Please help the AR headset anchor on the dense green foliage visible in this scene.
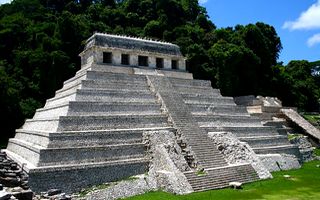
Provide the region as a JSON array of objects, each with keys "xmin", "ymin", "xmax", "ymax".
[
  {"xmin": 123, "ymin": 160, "xmax": 320, "ymax": 200},
  {"xmin": 272, "ymin": 60, "xmax": 320, "ymax": 111},
  {"xmin": 0, "ymin": 0, "xmax": 319, "ymax": 144}
]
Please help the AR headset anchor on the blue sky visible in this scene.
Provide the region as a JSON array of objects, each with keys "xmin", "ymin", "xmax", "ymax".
[
  {"xmin": 200, "ymin": 0, "xmax": 320, "ymax": 64},
  {"xmin": 1, "ymin": 0, "xmax": 319, "ymax": 64}
]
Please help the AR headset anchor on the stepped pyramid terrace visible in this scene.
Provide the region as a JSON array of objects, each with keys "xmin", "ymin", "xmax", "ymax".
[{"xmin": 4, "ymin": 33, "xmax": 305, "ymax": 194}]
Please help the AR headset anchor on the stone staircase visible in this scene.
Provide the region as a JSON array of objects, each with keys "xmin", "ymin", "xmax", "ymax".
[
  {"xmin": 5, "ymin": 67, "xmax": 173, "ymax": 192},
  {"xmin": 184, "ymin": 164, "xmax": 258, "ymax": 192},
  {"xmin": 169, "ymin": 78, "xmax": 300, "ymax": 159},
  {"xmin": 148, "ymin": 76, "xmax": 259, "ymax": 191}
]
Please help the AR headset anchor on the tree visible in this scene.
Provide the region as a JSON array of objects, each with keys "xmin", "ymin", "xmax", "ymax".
[{"xmin": 209, "ymin": 41, "xmax": 260, "ymax": 96}]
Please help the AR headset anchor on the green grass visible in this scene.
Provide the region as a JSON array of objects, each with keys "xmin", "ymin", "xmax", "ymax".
[
  {"xmin": 124, "ymin": 160, "xmax": 320, "ymax": 200},
  {"xmin": 287, "ymin": 133, "xmax": 303, "ymax": 141},
  {"xmin": 303, "ymin": 114, "xmax": 320, "ymax": 125},
  {"xmin": 314, "ymin": 148, "xmax": 320, "ymax": 156}
]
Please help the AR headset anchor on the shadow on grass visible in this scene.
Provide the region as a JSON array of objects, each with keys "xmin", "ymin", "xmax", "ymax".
[{"xmin": 125, "ymin": 160, "xmax": 320, "ymax": 200}]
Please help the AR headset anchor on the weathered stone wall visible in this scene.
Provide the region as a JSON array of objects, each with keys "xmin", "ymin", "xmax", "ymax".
[
  {"xmin": 207, "ymin": 132, "xmax": 272, "ymax": 179},
  {"xmin": 144, "ymin": 130, "xmax": 193, "ymax": 194},
  {"xmin": 290, "ymin": 135, "xmax": 315, "ymax": 162},
  {"xmin": 258, "ymin": 154, "xmax": 301, "ymax": 172}
]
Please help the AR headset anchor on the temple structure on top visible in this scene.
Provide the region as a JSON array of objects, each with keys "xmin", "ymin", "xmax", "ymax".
[{"xmin": 80, "ymin": 33, "xmax": 186, "ymax": 70}]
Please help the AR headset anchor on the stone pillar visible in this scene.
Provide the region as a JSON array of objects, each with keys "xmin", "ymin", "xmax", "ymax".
[
  {"xmin": 148, "ymin": 57, "xmax": 156, "ymax": 68},
  {"xmin": 130, "ymin": 54, "xmax": 138, "ymax": 67},
  {"xmin": 178, "ymin": 59, "xmax": 186, "ymax": 71},
  {"xmin": 113, "ymin": 51, "xmax": 121, "ymax": 65},
  {"xmin": 94, "ymin": 49, "xmax": 103, "ymax": 64},
  {"xmin": 164, "ymin": 58, "xmax": 171, "ymax": 69}
]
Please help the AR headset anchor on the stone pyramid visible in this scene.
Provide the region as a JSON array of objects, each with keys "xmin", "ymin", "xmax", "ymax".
[{"xmin": 4, "ymin": 33, "xmax": 301, "ymax": 193}]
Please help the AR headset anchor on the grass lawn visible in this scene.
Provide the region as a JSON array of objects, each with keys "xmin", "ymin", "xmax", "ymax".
[
  {"xmin": 314, "ymin": 148, "xmax": 320, "ymax": 156},
  {"xmin": 125, "ymin": 160, "xmax": 320, "ymax": 200}
]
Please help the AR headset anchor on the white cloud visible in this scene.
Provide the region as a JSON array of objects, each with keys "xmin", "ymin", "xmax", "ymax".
[
  {"xmin": 0, "ymin": 0, "xmax": 12, "ymax": 5},
  {"xmin": 283, "ymin": 0, "xmax": 320, "ymax": 30},
  {"xmin": 307, "ymin": 33, "xmax": 320, "ymax": 47},
  {"xmin": 199, "ymin": 0, "xmax": 208, "ymax": 4}
]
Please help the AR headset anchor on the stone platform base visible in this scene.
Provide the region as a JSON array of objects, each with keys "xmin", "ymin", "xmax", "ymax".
[{"xmin": 4, "ymin": 150, "xmax": 148, "ymax": 193}]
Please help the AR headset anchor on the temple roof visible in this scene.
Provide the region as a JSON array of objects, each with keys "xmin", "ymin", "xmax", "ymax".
[{"xmin": 85, "ymin": 33, "xmax": 183, "ymax": 56}]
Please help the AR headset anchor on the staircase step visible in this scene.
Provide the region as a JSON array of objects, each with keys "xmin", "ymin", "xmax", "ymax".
[
  {"xmin": 34, "ymin": 103, "xmax": 69, "ymax": 119},
  {"xmin": 7, "ymin": 138, "xmax": 146, "ymax": 166},
  {"xmin": 169, "ymin": 77, "xmax": 212, "ymax": 87},
  {"xmin": 15, "ymin": 127, "xmax": 175, "ymax": 148},
  {"xmin": 194, "ymin": 114, "xmax": 261, "ymax": 123},
  {"xmin": 37, "ymin": 100, "xmax": 162, "ymax": 119},
  {"xmin": 184, "ymin": 164, "xmax": 259, "ymax": 192},
  {"xmin": 82, "ymin": 79, "xmax": 149, "ymax": 91},
  {"xmin": 55, "ymin": 81, "xmax": 83, "ymax": 98},
  {"xmin": 253, "ymin": 144, "xmax": 300, "ymax": 156},
  {"xmin": 184, "ymin": 96, "xmax": 235, "ymax": 105},
  {"xmin": 239, "ymin": 135, "xmax": 291, "ymax": 147},
  {"xmin": 190, "ymin": 104, "xmax": 248, "ymax": 115},
  {"xmin": 58, "ymin": 114, "xmax": 169, "ymax": 131},
  {"xmin": 45, "ymin": 93, "xmax": 76, "ymax": 107},
  {"xmin": 68, "ymin": 101, "xmax": 161, "ymax": 116},
  {"xmin": 22, "ymin": 118, "xmax": 60, "ymax": 132},
  {"xmin": 177, "ymin": 87, "xmax": 222, "ymax": 95},
  {"xmin": 75, "ymin": 89, "xmax": 156, "ymax": 102},
  {"xmin": 203, "ymin": 126, "xmax": 288, "ymax": 137},
  {"xmin": 185, "ymin": 100, "xmax": 235, "ymax": 106},
  {"xmin": 62, "ymin": 70, "xmax": 87, "ymax": 88},
  {"xmin": 263, "ymin": 120, "xmax": 289, "ymax": 128},
  {"xmin": 86, "ymin": 70, "xmax": 147, "ymax": 82}
]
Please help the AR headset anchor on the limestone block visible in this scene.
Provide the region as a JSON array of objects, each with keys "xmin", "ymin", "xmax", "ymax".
[
  {"xmin": 163, "ymin": 58, "xmax": 171, "ymax": 69},
  {"xmin": 130, "ymin": 54, "xmax": 138, "ymax": 66},
  {"xmin": 112, "ymin": 51, "xmax": 121, "ymax": 65},
  {"xmin": 258, "ymin": 154, "xmax": 301, "ymax": 172},
  {"xmin": 94, "ymin": 49, "xmax": 102, "ymax": 64},
  {"xmin": 178, "ymin": 59, "xmax": 186, "ymax": 71},
  {"xmin": 148, "ymin": 57, "xmax": 156, "ymax": 68}
]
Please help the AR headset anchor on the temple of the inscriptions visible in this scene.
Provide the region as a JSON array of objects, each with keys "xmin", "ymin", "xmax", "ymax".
[{"xmin": 4, "ymin": 33, "xmax": 306, "ymax": 193}]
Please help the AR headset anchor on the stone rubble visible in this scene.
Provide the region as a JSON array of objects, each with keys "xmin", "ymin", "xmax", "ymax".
[
  {"xmin": 290, "ymin": 135, "xmax": 315, "ymax": 162},
  {"xmin": 82, "ymin": 176, "xmax": 150, "ymax": 200},
  {"xmin": 208, "ymin": 132, "xmax": 272, "ymax": 179},
  {"xmin": 33, "ymin": 191, "xmax": 72, "ymax": 200},
  {"xmin": 0, "ymin": 150, "xmax": 33, "ymax": 200}
]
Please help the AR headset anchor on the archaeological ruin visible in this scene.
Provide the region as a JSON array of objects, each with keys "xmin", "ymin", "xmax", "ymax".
[{"xmin": 3, "ymin": 33, "xmax": 320, "ymax": 194}]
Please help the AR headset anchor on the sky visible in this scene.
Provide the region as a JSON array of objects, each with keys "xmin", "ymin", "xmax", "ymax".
[
  {"xmin": 0, "ymin": 0, "xmax": 11, "ymax": 5},
  {"xmin": 1, "ymin": 0, "xmax": 319, "ymax": 64},
  {"xmin": 200, "ymin": 0, "xmax": 320, "ymax": 64}
]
